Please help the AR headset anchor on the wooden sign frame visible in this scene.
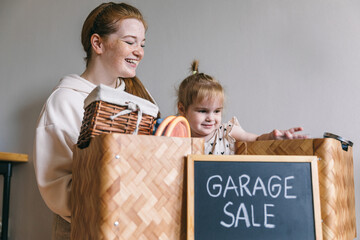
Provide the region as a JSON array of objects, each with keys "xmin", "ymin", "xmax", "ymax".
[{"xmin": 187, "ymin": 154, "xmax": 322, "ymax": 240}]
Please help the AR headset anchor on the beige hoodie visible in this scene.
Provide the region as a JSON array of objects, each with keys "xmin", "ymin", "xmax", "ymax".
[{"xmin": 33, "ymin": 74, "xmax": 96, "ymax": 222}]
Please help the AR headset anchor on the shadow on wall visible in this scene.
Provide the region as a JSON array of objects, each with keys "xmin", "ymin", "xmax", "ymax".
[{"xmin": 7, "ymin": 95, "xmax": 53, "ymax": 239}]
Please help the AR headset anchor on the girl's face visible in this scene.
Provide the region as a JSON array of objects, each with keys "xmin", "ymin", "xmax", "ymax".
[
  {"xmin": 101, "ymin": 18, "xmax": 145, "ymax": 78},
  {"xmin": 183, "ymin": 97, "xmax": 223, "ymax": 141}
]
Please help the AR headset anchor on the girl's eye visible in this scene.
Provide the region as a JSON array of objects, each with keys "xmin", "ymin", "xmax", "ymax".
[
  {"xmin": 198, "ymin": 110, "xmax": 206, "ymax": 113},
  {"xmin": 141, "ymin": 44, "xmax": 145, "ymax": 48},
  {"xmin": 215, "ymin": 110, "xmax": 221, "ymax": 113}
]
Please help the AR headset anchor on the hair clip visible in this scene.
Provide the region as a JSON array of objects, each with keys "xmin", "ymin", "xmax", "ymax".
[{"xmin": 192, "ymin": 70, "xmax": 197, "ymax": 75}]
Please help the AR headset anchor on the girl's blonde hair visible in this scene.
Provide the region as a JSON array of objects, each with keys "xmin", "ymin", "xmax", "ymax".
[{"xmin": 177, "ymin": 60, "xmax": 224, "ymax": 112}]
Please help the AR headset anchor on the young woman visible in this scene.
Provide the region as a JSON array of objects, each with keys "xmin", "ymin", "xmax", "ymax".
[
  {"xmin": 33, "ymin": 2, "xmax": 155, "ymax": 239},
  {"xmin": 177, "ymin": 60, "xmax": 307, "ymax": 155}
]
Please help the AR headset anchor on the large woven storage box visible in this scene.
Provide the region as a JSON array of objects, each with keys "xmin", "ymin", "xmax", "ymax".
[
  {"xmin": 235, "ymin": 138, "xmax": 356, "ymax": 240},
  {"xmin": 71, "ymin": 134, "xmax": 204, "ymax": 239}
]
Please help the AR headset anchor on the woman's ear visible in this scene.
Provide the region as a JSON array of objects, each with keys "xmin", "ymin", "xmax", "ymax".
[
  {"xmin": 178, "ymin": 102, "xmax": 185, "ymax": 116},
  {"xmin": 90, "ymin": 33, "xmax": 104, "ymax": 55}
]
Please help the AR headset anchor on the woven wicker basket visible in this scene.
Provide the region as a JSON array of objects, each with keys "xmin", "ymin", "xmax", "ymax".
[
  {"xmin": 77, "ymin": 84, "xmax": 159, "ymax": 148},
  {"xmin": 235, "ymin": 138, "xmax": 356, "ymax": 240},
  {"xmin": 77, "ymin": 101, "xmax": 156, "ymax": 148},
  {"xmin": 71, "ymin": 134, "xmax": 204, "ymax": 239}
]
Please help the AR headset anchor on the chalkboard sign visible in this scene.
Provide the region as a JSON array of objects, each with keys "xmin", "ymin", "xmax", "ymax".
[{"xmin": 187, "ymin": 155, "xmax": 322, "ymax": 240}]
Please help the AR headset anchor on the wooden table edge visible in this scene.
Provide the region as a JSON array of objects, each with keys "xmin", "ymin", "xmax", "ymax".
[{"xmin": 0, "ymin": 152, "xmax": 28, "ymax": 162}]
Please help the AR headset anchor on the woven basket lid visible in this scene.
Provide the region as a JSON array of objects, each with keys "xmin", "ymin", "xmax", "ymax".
[{"xmin": 84, "ymin": 83, "xmax": 159, "ymax": 118}]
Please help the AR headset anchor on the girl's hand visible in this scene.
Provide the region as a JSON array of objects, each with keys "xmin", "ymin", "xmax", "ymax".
[{"xmin": 270, "ymin": 127, "xmax": 308, "ymax": 140}]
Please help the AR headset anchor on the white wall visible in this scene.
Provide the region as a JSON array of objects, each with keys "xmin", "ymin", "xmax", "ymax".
[{"xmin": 1, "ymin": 0, "xmax": 359, "ymax": 239}]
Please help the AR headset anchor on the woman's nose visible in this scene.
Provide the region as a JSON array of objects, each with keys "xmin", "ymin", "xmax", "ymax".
[{"xmin": 133, "ymin": 45, "xmax": 144, "ymax": 59}]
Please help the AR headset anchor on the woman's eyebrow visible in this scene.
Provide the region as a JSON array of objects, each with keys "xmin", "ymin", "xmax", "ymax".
[{"xmin": 123, "ymin": 35, "xmax": 146, "ymax": 41}]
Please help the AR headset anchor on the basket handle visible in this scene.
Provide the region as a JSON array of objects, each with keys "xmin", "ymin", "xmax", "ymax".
[{"xmin": 109, "ymin": 101, "xmax": 142, "ymax": 134}]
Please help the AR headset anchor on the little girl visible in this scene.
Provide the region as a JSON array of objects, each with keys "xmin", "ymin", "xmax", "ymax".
[{"xmin": 177, "ymin": 60, "xmax": 308, "ymax": 155}]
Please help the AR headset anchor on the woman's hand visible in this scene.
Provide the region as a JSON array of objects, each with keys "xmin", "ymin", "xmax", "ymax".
[{"xmin": 270, "ymin": 127, "xmax": 308, "ymax": 140}]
